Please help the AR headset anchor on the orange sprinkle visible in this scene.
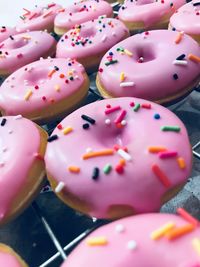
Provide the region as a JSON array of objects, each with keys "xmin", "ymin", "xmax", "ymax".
[
  {"xmin": 177, "ymin": 208, "xmax": 199, "ymax": 226},
  {"xmin": 68, "ymin": 166, "xmax": 80, "ymax": 173},
  {"xmin": 177, "ymin": 157, "xmax": 186, "ymax": 169},
  {"xmin": 175, "ymin": 32, "xmax": 184, "ymax": 44},
  {"xmin": 188, "ymin": 53, "xmax": 200, "ymax": 63},
  {"xmin": 152, "ymin": 164, "xmax": 171, "ymax": 188},
  {"xmin": 86, "ymin": 237, "xmax": 108, "ymax": 246},
  {"xmin": 48, "ymin": 69, "xmax": 56, "ymax": 78},
  {"xmin": 82, "ymin": 149, "xmax": 114, "ymax": 160},
  {"xmin": 119, "ymin": 159, "xmax": 126, "ymax": 166},
  {"xmin": 165, "ymin": 224, "xmax": 195, "ymax": 240},
  {"xmin": 54, "ymin": 85, "xmax": 61, "ymax": 92},
  {"xmin": 148, "ymin": 146, "xmax": 167, "ymax": 153},
  {"xmin": 60, "ymin": 73, "xmax": 65, "ymax": 78},
  {"xmin": 150, "ymin": 222, "xmax": 175, "ymax": 240}
]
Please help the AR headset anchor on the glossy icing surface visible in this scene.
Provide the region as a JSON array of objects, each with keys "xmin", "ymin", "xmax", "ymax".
[
  {"xmin": 170, "ymin": 2, "xmax": 200, "ymax": 35},
  {"xmin": 16, "ymin": 3, "xmax": 62, "ymax": 32},
  {"xmin": 0, "ymin": 58, "xmax": 87, "ymax": 117},
  {"xmin": 97, "ymin": 30, "xmax": 200, "ymax": 101},
  {"xmin": 45, "ymin": 97, "xmax": 192, "ymax": 218},
  {"xmin": 61, "ymin": 213, "xmax": 200, "ymax": 267},
  {"xmin": 0, "ymin": 116, "xmax": 40, "ymax": 222},
  {"xmin": 0, "ymin": 250, "xmax": 22, "ymax": 267},
  {"xmin": 0, "ymin": 27, "xmax": 17, "ymax": 43},
  {"xmin": 118, "ymin": 0, "xmax": 186, "ymax": 28},
  {"xmin": 56, "ymin": 18, "xmax": 129, "ymax": 60},
  {"xmin": 54, "ymin": 0, "xmax": 113, "ymax": 31}
]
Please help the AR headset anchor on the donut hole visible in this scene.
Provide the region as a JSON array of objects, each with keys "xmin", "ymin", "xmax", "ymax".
[
  {"xmin": 79, "ymin": 25, "xmax": 96, "ymax": 38},
  {"xmin": 24, "ymin": 68, "xmax": 50, "ymax": 86},
  {"xmin": 6, "ymin": 38, "xmax": 29, "ymax": 50},
  {"xmin": 135, "ymin": 44, "xmax": 156, "ymax": 63}
]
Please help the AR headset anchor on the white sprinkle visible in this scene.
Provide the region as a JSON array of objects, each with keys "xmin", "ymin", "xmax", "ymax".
[
  {"xmin": 117, "ymin": 149, "xmax": 132, "ymax": 161},
  {"xmin": 40, "ymin": 57, "xmax": 44, "ymax": 60},
  {"xmin": 44, "ymin": 29, "xmax": 48, "ymax": 32},
  {"xmin": 55, "ymin": 182, "xmax": 65, "ymax": 193},
  {"xmin": 173, "ymin": 60, "xmax": 188, "ymax": 66},
  {"xmin": 127, "ymin": 240, "xmax": 137, "ymax": 250},
  {"xmin": 86, "ymin": 147, "xmax": 93, "ymax": 153},
  {"xmin": 120, "ymin": 82, "xmax": 135, "ymax": 87},
  {"xmin": 115, "ymin": 224, "xmax": 125, "ymax": 233},
  {"xmin": 139, "ymin": 57, "xmax": 144, "ymax": 62},
  {"xmin": 15, "ymin": 115, "xmax": 22, "ymax": 120},
  {"xmin": 47, "ymin": 56, "xmax": 52, "ymax": 59},
  {"xmin": 121, "ymin": 120, "xmax": 127, "ymax": 126},
  {"xmin": 101, "ymin": 35, "xmax": 107, "ymax": 42},
  {"xmin": 75, "ymin": 75, "xmax": 79, "ymax": 80},
  {"xmin": 105, "ymin": 119, "xmax": 111, "ymax": 125}
]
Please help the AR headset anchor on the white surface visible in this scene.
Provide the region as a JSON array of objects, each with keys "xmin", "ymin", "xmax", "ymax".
[{"xmin": 0, "ymin": 0, "xmax": 74, "ymax": 26}]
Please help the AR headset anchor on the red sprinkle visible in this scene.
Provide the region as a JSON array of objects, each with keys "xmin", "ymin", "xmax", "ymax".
[
  {"xmin": 105, "ymin": 105, "xmax": 121, "ymax": 115},
  {"xmin": 142, "ymin": 103, "xmax": 151, "ymax": 109},
  {"xmin": 115, "ymin": 164, "xmax": 124, "ymax": 174},
  {"xmin": 152, "ymin": 164, "xmax": 171, "ymax": 188},
  {"xmin": 57, "ymin": 124, "xmax": 63, "ymax": 130},
  {"xmin": 98, "ymin": 68, "xmax": 103, "ymax": 73},
  {"xmin": 177, "ymin": 208, "xmax": 199, "ymax": 226},
  {"xmin": 130, "ymin": 102, "xmax": 135, "ymax": 107}
]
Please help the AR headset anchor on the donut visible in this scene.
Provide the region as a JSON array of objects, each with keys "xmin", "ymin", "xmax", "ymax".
[
  {"xmin": 169, "ymin": 1, "xmax": 200, "ymax": 44},
  {"xmin": 118, "ymin": 0, "xmax": 186, "ymax": 32},
  {"xmin": 96, "ymin": 29, "xmax": 200, "ymax": 104},
  {"xmin": 61, "ymin": 213, "xmax": 200, "ymax": 267},
  {"xmin": 0, "ymin": 58, "xmax": 90, "ymax": 124},
  {"xmin": 0, "ymin": 244, "xmax": 28, "ymax": 267},
  {"xmin": 0, "ymin": 116, "xmax": 47, "ymax": 225},
  {"xmin": 15, "ymin": 3, "xmax": 62, "ymax": 33},
  {"xmin": 0, "ymin": 26, "xmax": 17, "ymax": 43},
  {"xmin": 56, "ymin": 18, "xmax": 129, "ymax": 72},
  {"xmin": 0, "ymin": 31, "xmax": 56, "ymax": 76},
  {"xmin": 45, "ymin": 97, "xmax": 192, "ymax": 219},
  {"xmin": 54, "ymin": 0, "xmax": 113, "ymax": 36}
]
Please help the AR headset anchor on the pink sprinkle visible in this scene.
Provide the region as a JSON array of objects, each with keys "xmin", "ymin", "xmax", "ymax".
[
  {"xmin": 114, "ymin": 110, "xmax": 127, "ymax": 124},
  {"xmin": 130, "ymin": 102, "xmax": 135, "ymax": 107},
  {"xmin": 159, "ymin": 151, "xmax": 178, "ymax": 159},
  {"xmin": 17, "ymin": 53, "xmax": 23, "ymax": 58},
  {"xmin": 105, "ymin": 106, "xmax": 121, "ymax": 115}
]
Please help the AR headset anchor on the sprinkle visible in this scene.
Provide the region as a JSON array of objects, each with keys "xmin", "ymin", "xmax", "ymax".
[
  {"xmin": 117, "ymin": 149, "xmax": 132, "ymax": 161},
  {"xmin": 1, "ymin": 118, "xmax": 6, "ymax": 126},
  {"xmin": 86, "ymin": 147, "xmax": 93, "ymax": 153},
  {"xmin": 159, "ymin": 151, "xmax": 178, "ymax": 159},
  {"xmin": 124, "ymin": 49, "xmax": 133, "ymax": 57},
  {"xmin": 47, "ymin": 135, "xmax": 58, "ymax": 142},
  {"xmin": 173, "ymin": 73, "xmax": 179, "ymax": 80},
  {"xmin": 105, "ymin": 105, "xmax": 121, "ymax": 115},
  {"xmin": 133, "ymin": 103, "xmax": 140, "ymax": 112},
  {"xmin": 22, "ymin": 35, "xmax": 32, "ymax": 40},
  {"xmin": 48, "ymin": 69, "xmax": 56, "ymax": 78},
  {"xmin": 188, "ymin": 54, "xmax": 200, "ymax": 63},
  {"xmin": 105, "ymin": 119, "xmax": 111, "ymax": 125},
  {"xmin": 87, "ymin": 237, "xmax": 108, "ymax": 246},
  {"xmin": 127, "ymin": 240, "xmax": 137, "ymax": 250},
  {"xmin": 177, "ymin": 157, "xmax": 186, "ymax": 169},
  {"xmin": 141, "ymin": 103, "xmax": 151, "ymax": 109},
  {"xmin": 120, "ymin": 72, "xmax": 125, "ymax": 82},
  {"xmin": 114, "ymin": 110, "xmax": 127, "ymax": 124},
  {"xmin": 83, "ymin": 149, "xmax": 114, "ymax": 160},
  {"xmin": 103, "ymin": 164, "xmax": 112, "ymax": 174},
  {"xmin": 68, "ymin": 166, "xmax": 80, "ymax": 173},
  {"xmin": 152, "ymin": 164, "xmax": 171, "ymax": 188},
  {"xmin": 193, "ymin": 2, "xmax": 200, "ymax": 5},
  {"xmin": 35, "ymin": 153, "xmax": 44, "ymax": 160},
  {"xmin": 175, "ymin": 32, "xmax": 184, "ymax": 44},
  {"xmin": 121, "ymin": 120, "xmax": 127, "ymax": 126},
  {"xmin": 115, "ymin": 164, "xmax": 124, "ymax": 174},
  {"xmin": 148, "ymin": 147, "xmax": 167, "ymax": 153},
  {"xmin": 81, "ymin": 114, "xmax": 96, "ymax": 125},
  {"xmin": 177, "ymin": 208, "xmax": 199, "ymax": 226},
  {"xmin": 161, "ymin": 126, "xmax": 180, "ymax": 132},
  {"xmin": 24, "ymin": 89, "xmax": 33, "ymax": 101},
  {"xmin": 192, "ymin": 238, "xmax": 200, "ymax": 256},
  {"xmin": 105, "ymin": 60, "xmax": 118, "ymax": 66},
  {"xmin": 120, "ymin": 82, "xmax": 135, "ymax": 87},
  {"xmin": 9, "ymin": 35, "xmax": 14, "ymax": 40},
  {"xmin": 176, "ymin": 54, "xmax": 185, "ymax": 60},
  {"xmin": 83, "ymin": 123, "xmax": 90, "ymax": 129},
  {"xmin": 150, "ymin": 222, "xmax": 175, "ymax": 240},
  {"xmin": 165, "ymin": 224, "xmax": 195, "ymax": 240},
  {"xmin": 14, "ymin": 115, "xmax": 22, "ymax": 120},
  {"xmin": 54, "ymin": 85, "xmax": 61, "ymax": 92},
  {"xmin": 92, "ymin": 167, "xmax": 100, "ymax": 180},
  {"xmin": 55, "ymin": 182, "xmax": 65, "ymax": 193},
  {"xmin": 154, "ymin": 113, "xmax": 160, "ymax": 119},
  {"xmin": 173, "ymin": 60, "xmax": 188, "ymax": 66},
  {"xmin": 62, "ymin": 127, "xmax": 73, "ymax": 135},
  {"xmin": 43, "ymin": 10, "xmax": 53, "ymax": 18},
  {"xmin": 29, "ymin": 12, "xmax": 38, "ymax": 20},
  {"xmin": 115, "ymin": 224, "xmax": 125, "ymax": 233}
]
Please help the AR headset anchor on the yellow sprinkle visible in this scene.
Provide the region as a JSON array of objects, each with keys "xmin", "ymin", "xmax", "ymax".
[
  {"xmin": 68, "ymin": 166, "xmax": 80, "ymax": 173},
  {"xmin": 62, "ymin": 127, "xmax": 73, "ymax": 135},
  {"xmin": 24, "ymin": 89, "xmax": 33, "ymax": 101},
  {"xmin": 150, "ymin": 222, "xmax": 175, "ymax": 240},
  {"xmin": 177, "ymin": 157, "xmax": 186, "ymax": 169},
  {"xmin": 124, "ymin": 49, "xmax": 133, "ymax": 57},
  {"xmin": 86, "ymin": 237, "xmax": 108, "ymax": 246},
  {"xmin": 192, "ymin": 238, "xmax": 200, "ymax": 256},
  {"xmin": 54, "ymin": 85, "xmax": 61, "ymax": 92},
  {"xmin": 120, "ymin": 72, "xmax": 125, "ymax": 82}
]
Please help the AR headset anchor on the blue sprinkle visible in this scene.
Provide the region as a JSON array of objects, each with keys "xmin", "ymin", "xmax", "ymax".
[
  {"xmin": 109, "ymin": 52, "xmax": 113, "ymax": 56},
  {"xmin": 154, "ymin": 113, "xmax": 161, "ymax": 120}
]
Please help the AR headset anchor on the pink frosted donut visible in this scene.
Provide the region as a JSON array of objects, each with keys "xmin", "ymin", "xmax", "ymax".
[
  {"xmin": 0, "ymin": 31, "xmax": 56, "ymax": 76},
  {"xmin": 56, "ymin": 18, "xmax": 129, "ymax": 72},
  {"xmin": 96, "ymin": 29, "xmax": 200, "ymax": 104},
  {"xmin": 54, "ymin": 0, "xmax": 113, "ymax": 36},
  {"xmin": 45, "ymin": 97, "xmax": 192, "ymax": 219},
  {"xmin": 61, "ymin": 213, "xmax": 200, "ymax": 267},
  {"xmin": 0, "ymin": 116, "xmax": 47, "ymax": 225},
  {"xmin": 0, "ymin": 26, "xmax": 17, "ymax": 43},
  {"xmin": 0, "ymin": 58, "xmax": 89, "ymax": 124},
  {"xmin": 16, "ymin": 3, "xmax": 62, "ymax": 33},
  {"xmin": 0, "ymin": 244, "xmax": 28, "ymax": 267},
  {"xmin": 118, "ymin": 0, "xmax": 186, "ymax": 32},
  {"xmin": 169, "ymin": 1, "xmax": 200, "ymax": 44}
]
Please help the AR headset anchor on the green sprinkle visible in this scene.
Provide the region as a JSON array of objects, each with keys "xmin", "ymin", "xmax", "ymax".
[
  {"xmin": 133, "ymin": 103, "xmax": 140, "ymax": 112},
  {"xmin": 105, "ymin": 60, "xmax": 118, "ymax": 66},
  {"xmin": 161, "ymin": 126, "xmax": 181, "ymax": 132},
  {"xmin": 103, "ymin": 164, "xmax": 112, "ymax": 174}
]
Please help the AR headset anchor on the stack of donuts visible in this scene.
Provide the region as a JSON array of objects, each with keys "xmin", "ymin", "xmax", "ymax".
[{"xmin": 0, "ymin": 0, "xmax": 199, "ymax": 266}]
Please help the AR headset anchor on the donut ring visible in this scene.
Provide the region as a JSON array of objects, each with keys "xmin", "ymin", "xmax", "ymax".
[
  {"xmin": 61, "ymin": 213, "xmax": 200, "ymax": 267},
  {"xmin": 54, "ymin": 0, "xmax": 113, "ymax": 36},
  {"xmin": 0, "ymin": 26, "xmax": 17, "ymax": 43},
  {"xmin": 45, "ymin": 97, "xmax": 192, "ymax": 219},
  {"xmin": 0, "ymin": 31, "xmax": 56, "ymax": 76},
  {"xmin": 56, "ymin": 18, "xmax": 129, "ymax": 72},
  {"xmin": 96, "ymin": 30, "xmax": 200, "ymax": 104},
  {"xmin": 0, "ymin": 244, "xmax": 28, "ymax": 267}
]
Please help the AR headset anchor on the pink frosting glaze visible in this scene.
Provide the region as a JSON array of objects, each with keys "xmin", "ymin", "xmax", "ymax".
[
  {"xmin": 118, "ymin": 0, "xmax": 187, "ymax": 28},
  {"xmin": 54, "ymin": 0, "xmax": 113, "ymax": 32},
  {"xmin": 0, "ymin": 27, "xmax": 17, "ymax": 43},
  {"xmin": 0, "ymin": 31, "xmax": 56, "ymax": 75},
  {"xmin": 56, "ymin": 18, "xmax": 129, "ymax": 61},
  {"xmin": 45, "ymin": 97, "xmax": 192, "ymax": 219},
  {"xmin": 170, "ymin": 2, "xmax": 200, "ymax": 36},
  {"xmin": 61, "ymin": 213, "xmax": 200, "ymax": 267},
  {"xmin": 0, "ymin": 58, "xmax": 87, "ymax": 118},
  {"xmin": 0, "ymin": 116, "xmax": 40, "ymax": 222},
  {"xmin": 16, "ymin": 3, "xmax": 62, "ymax": 33},
  {"xmin": 0, "ymin": 250, "xmax": 22, "ymax": 267},
  {"xmin": 97, "ymin": 30, "xmax": 200, "ymax": 101}
]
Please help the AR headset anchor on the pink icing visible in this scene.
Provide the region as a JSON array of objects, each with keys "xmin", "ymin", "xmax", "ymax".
[
  {"xmin": 170, "ymin": 2, "xmax": 200, "ymax": 36},
  {"xmin": 0, "ymin": 116, "xmax": 40, "ymax": 222},
  {"xmin": 0, "ymin": 31, "xmax": 56, "ymax": 75},
  {"xmin": 97, "ymin": 30, "xmax": 200, "ymax": 101},
  {"xmin": 118, "ymin": 0, "xmax": 187, "ymax": 28},
  {"xmin": 0, "ymin": 27, "xmax": 17, "ymax": 43},
  {"xmin": 16, "ymin": 3, "xmax": 62, "ymax": 33},
  {"xmin": 0, "ymin": 250, "xmax": 22, "ymax": 267},
  {"xmin": 0, "ymin": 58, "xmax": 87, "ymax": 117},
  {"xmin": 45, "ymin": 97, "xmax": 192, "ymax": 219},
  {"xmin": 61, "ymin": 213, "xmax": 200, "ymax": 267},
  {"xmin": 56, "ymin": 18, "xmax": 129, "ymax": 61},
  {"xmin": 54, "ymin": 0, "xmax": 113, "ymax": 31}
]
